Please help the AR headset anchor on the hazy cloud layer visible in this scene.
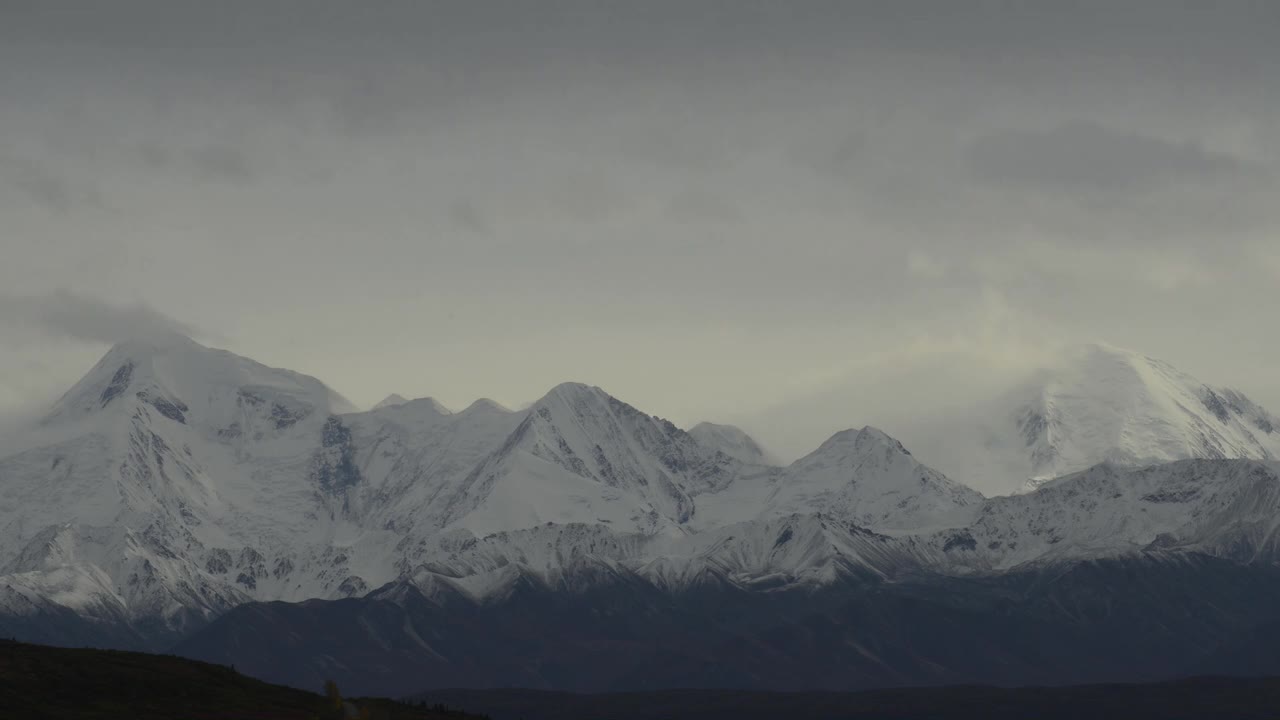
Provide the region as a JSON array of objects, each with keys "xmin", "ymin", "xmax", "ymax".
[
  {"xmin": 1, "ymin": 2, "xmax": 1277, "ymax": 465},
  {"xmin": 968, "ymin": 123, "xmax": 1263, "ymax": 192},
  {"xmin": 0, "ymin": 290, "xmax": 201, "ymax": 345}
]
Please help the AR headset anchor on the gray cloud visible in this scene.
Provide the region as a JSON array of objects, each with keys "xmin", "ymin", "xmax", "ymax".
[
  {"xmin": 665, "ymin": 189, "xmax": 741, "ymax": 224},
  {"xmin": 0, "ymin": 1, "xmax": 1277, "ymax": 460},
  {"xmin": 5, "ymin": 2, "xmax": 1277, "ymax": 73},
  {"xmin": 0, "ymin": 154, "xmax": 101, "ymax": 213},
  {"xmin": 447, "ymin": 199, "xmax": 492, "ymax": 234},
  {"xmin": 136, "ymin": 141, "xmax": 260, "ymax": 184},
  {"xmin": 967, "ymin": 122, "xmax": 1262, "ymax": 192},
  {"xmin": 0, "ymin": 290, "xmax": 201, "ymax": 346}
]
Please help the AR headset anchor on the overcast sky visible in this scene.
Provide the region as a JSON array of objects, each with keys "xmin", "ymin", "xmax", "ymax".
[{"xmin": 1, "ymin": 1, "xmax": 1278, "ymax": 460}]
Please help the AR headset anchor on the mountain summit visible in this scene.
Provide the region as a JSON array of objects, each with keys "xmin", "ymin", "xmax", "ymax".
[
  {"xmin": 1010, "ymin": 344, "xmax": 1279, "ymax": 491},
  {"xmin": 772, "ymin": 426, "xmax": 983, "ymax": 529},
  {"xmin": 688, "ymin": 422, "xmax": 775, "ymax": 465},
  {"xmin": 43, "ymin": 334, "xmax": 355, "ymax": 427},
  {"xmin": 907, "ymin": 343, "xmax": 1280, "ymax": 495},
  {"xmin": 372, "ymin": 393, "xmax": 410, "ymax": 410}
]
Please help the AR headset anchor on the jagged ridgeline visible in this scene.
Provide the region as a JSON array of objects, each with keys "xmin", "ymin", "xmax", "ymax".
[{"xmin": 2, "ymin": 333, "xmax": 1280, "ymax": 695}]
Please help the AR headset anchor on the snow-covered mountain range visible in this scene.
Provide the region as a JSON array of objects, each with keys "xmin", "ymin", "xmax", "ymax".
[{"xmin": 2, "ymin": 334, "xmax": 1279, "ymax": 652}]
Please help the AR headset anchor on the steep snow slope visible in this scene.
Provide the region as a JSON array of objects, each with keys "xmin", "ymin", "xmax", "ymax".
[
  {"xmin": 693, "ymin": 426, "xmax": 982, "ymax": 532},
  {"xmin": 438, "ymin": 383, "xmax": 735, "ymax": 536},
  {"xmin": 771, "ymin": 427, "xmax": 982, "ymax": 530},
  {"xmin": 394, "ymin": 458, "xmax": 1280, "ymax": 600},
  {"xmin": 0, "ymin": 333, "xmax": 361, "ymax": 637},
  {"xmin": 905, "ymin": 343, "xmax": 1280, "ymax": 495},
  {"xmin": 338, "ymin": 395, "xmax": 526, "ymax": 536},
  {"xmin": 393, "ymin": 515, "xmax": 911, "ymax": 601},
  {"xmin": 952, "ymin": 459, "xmax": 1280, "ymax": 571}
]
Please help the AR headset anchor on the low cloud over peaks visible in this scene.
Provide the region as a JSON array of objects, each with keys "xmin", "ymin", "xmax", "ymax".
[{"xmin": 0, "ymin": 290, "xmax": 201, "ymax": 346}]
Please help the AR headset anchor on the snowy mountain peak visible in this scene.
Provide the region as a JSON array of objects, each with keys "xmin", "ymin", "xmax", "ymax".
[
  {"xmin": 460, "ymin": 398, "xmax": 511, "ymax": 415},
  {"xmin": 764, "ymin": 427, "xmax": 983, "ymax": 531},
  {"xmin": 538, "ymin": 381, "xmax": 609, "ymax": 408},
  {"xmin": 372, "ymin": 394, "xmax": 410, "ymax": 410},
  {"xmin": 442, "ymin": 382, "xmax": 729, "ymax": 536},
  {"xmin": 1010, "ymin": 343, "xmax": 1280, "ymax": 492},
  {"xmin": 854, "ymin": 425, "xmax": 910, "ymax": 452},
  {"xmin": 43, "ymin": 335, "xmax": 355, "ymax": 430},
  {"xmin": 689, "ymin": 422, "xmax": 774, "ymax": 465},
  {"xmin": 904, "ymin": 343, "xmax": 1280, "ymax": 496},
  {"xmin": 810, "ymin": 426, "xmax": 911, "ymax": 458},
  {"xmin": 371, "ymin": 396, "xmax": 451, "ymax": 416},
  {"xmin": 524, "ymin": 382, "xmax": 694, "ymax": 450},
  {"xmin": 44, "ymin": 334, "xmax": 197, "ymax": 422}
]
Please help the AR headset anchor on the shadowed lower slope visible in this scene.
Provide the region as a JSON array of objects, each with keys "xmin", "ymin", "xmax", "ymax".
[
  {"xmin": 0, "ymin": 639, "xmax": 483, "ymax": 720},
  {"xmin": 414, "ymin": 678, "xmax": 1280, "ymax": 720}
]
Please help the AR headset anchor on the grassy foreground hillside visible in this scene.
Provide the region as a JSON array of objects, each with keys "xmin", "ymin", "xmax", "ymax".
[{"xmin": 0, "ymin": 639, "xmax": 481, "ymax": 720}]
